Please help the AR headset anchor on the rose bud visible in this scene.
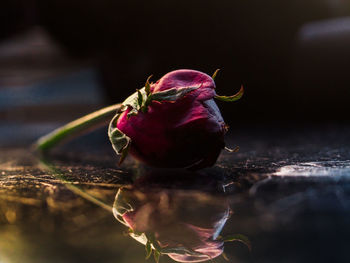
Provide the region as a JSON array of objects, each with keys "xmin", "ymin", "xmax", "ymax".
[
  {"xmin": 113, "ymin": 185, "xmax": 231, "ymax": 262},
  {"xmin": 108, "ymin": 69, "xmax": 243, "ymax": 170}
]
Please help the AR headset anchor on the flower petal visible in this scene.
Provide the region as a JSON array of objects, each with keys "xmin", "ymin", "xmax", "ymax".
[{"xmin": 153, "ymin": 69, "xmax": 216, "ymax": 101}]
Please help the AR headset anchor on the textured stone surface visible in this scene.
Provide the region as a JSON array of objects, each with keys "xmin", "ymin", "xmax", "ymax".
[{"xmin": 0, "ymin": 125, "xmax": 350, "ymax": 263}]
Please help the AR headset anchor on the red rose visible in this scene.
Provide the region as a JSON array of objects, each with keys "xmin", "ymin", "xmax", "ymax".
[{"xmin": 108, "ymin": 69, "xmax": 243, "ymax": 170}]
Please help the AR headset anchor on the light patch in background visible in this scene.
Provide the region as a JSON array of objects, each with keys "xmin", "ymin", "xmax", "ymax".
[
  {"xmin": 274, "ymin": 161, "xmax": 350, "ymax": 177},
  {"xmin": 0, "ymin": 68, "xmax": 104, "ymax": 110},
  {"xmin": 298, "ymin": 16, "xmax": 350, "ymax": 41}
]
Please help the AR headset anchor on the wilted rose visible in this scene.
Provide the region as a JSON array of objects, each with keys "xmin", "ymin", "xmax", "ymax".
[{"xmin": 108, "ymin": 69, "xmax": 243, "ymax": 170}]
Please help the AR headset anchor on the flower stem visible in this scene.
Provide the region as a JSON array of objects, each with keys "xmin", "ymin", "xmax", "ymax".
[{"xmin": 35, "ymin": 103, "xmax": 122, "ymax": 152}]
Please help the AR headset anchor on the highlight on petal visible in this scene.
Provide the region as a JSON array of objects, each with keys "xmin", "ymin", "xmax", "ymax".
[{"xmin": 215, "ymin": 85, "xmax": 244, "ymax": 102}]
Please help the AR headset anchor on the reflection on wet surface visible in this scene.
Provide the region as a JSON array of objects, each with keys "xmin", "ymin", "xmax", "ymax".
[
  {"xmin": 1, "ymin": 126, "xmax": 350, "ymax": 262},
  {"xmin": 274, "ymin": 161, "xmax": 350, "ymax": 177},
  {"xmin": 113, "ymin": 173, "xmax": 250, "ymax": 262}
]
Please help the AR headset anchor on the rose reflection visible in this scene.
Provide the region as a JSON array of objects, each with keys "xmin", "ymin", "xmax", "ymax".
[{"xmin": 113, "ymin": 172, "xmax": 247, "ymax": 262}]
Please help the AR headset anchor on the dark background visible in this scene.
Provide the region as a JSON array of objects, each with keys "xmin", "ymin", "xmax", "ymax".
[{"xmin": 1, "ymin": 0, "xmax": 350, "ymax": 125}]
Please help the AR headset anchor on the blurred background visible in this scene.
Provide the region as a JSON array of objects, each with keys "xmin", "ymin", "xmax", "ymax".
[{"xmin": 1, "ymin": 0, "xmax": 350, "ymax": 145}]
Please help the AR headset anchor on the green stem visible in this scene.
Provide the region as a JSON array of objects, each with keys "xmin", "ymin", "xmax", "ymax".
[{"xmin": 35, "ymin": 103, "xmax": 122, "ymax": 152}]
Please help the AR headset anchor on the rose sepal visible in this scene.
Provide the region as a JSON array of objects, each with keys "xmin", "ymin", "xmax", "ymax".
[
  {"xmin": 215, "ymin": 85, "xmax": 244, "ymax": 102},
  {"xmin": 108, "ymin": 115, "xmax": 131, "ymax": 165}
]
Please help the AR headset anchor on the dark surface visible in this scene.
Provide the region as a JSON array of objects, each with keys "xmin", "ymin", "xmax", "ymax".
[{"xmin": 1, "ymin": 124, "xmax": 350, "ymax": 263}]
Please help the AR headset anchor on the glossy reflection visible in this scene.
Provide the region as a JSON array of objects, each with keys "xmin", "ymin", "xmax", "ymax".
[
  {"xmin": 112, "ymin": 171, "xmax": 241, "ymax": 262},
  {"xmin": 274, "ymin": 160, "xmax": 350, "ymax": 177}
]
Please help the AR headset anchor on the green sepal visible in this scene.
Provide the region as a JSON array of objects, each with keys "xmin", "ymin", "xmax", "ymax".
[
  {"xmin": 113, "ymin": 188, "xmax": 135, "ymax": 227},
  {"xmin": 108, "ymin": 115, "xmax": 131, "ymax": 165},
  {"xmin": 127, "ymin": 110, "xmax": 138, "ymax": 119},
  {"xmin": 151, "ymin": 86, "xmax": 198, "ymax": 102},
  {"xmin": 108, "ymin": 127, "xmax": 131, "ymax": 154},
  {"xmin": 123, "ymin": 88, "xmax": 148, "ymax": 109},
  {"xmin": 137, "ymin": 89, "xmax": 143, "ymax": 107},
  {"xmin": 128, "ymin": 228, "xmax": 143, "ymax": 237},
  {"xmin": 222, "ymin": 252, "xmax": 230, "ymax": 261},
  {"xmin": 215, "ymin": 85, "xmax": 244, "ymax": 102},
  {"xmin": 145, "ymin": 75, "xmax": 153, "ymax": 95},
  {"xmin": 224, "ymin": 146, "xmax": 240, "ymax": 153},
  {"xmin": 145, "ymin": 233, "xmax": 162, "ymax": 251},
  {"xmin": 141, "ymin": 95, "xmax": 152, "ymax": 113},
  {"xmin": 145, "ymin": 240, "xmax": 153, "ymax": 259},
  {"xmin": 153, "ymin": 251, "xmax": 161, "ymax": 263},
  {"xmin": 212, "ymin": 69, "xmax": 220, "ymax": 80},
  {"xmin": 141, "ymin": 95, "xmax": 154, "ymax": 113},
  {"xmin": 121, "ymin": 88, "xmax": 148, "ymax": 117},
  {"xmin": 120, "ymin": 84, "xmax": 198, "ymax": 117},
  {"xmin": 118, "ymin": 143, "xmax": 130, "ymax": 165},
  {"xmin": 219, "ymin": 233, "xmax": 251, "ymax": 251}
]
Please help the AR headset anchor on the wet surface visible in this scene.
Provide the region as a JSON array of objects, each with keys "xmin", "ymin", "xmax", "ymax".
[
  {"xmin": 1, "ymin": 124, "xmax": 350, "ymax": 263},
  {"xmin": 274, "ymin": 161, "xmax": 350, "ymax": 177}
]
